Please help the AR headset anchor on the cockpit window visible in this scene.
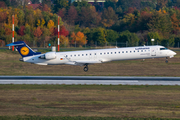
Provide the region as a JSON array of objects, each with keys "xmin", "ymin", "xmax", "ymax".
[{"xmin": 160, "ymin": 48, "xmax": 168, "ymax": 50}]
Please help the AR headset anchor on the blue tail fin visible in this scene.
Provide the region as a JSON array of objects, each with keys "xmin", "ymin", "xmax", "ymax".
[{"xmin": 6, "ymin": 41, "xmax": 41, "ymax": 57}]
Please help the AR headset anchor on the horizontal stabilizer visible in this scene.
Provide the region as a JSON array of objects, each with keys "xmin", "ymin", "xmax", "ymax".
[{"xmin": 6, "ymin": 42, "xmax": 24, "ymax": 46}]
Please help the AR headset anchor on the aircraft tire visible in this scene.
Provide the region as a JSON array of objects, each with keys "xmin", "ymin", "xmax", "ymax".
[
  {"xmin": 165, "ymin": 57, "xmax": 168, "ymax": 63},
  {"xmin": 84, "ymin": 66, "xmax": 88, "ymax": 72}
]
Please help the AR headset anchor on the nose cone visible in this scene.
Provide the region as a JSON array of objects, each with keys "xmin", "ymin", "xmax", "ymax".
[
  {"xmin": 169, "ymin": 51, "xmax": 177, "ymax": 57},
  {"xmin": 172, "ymin": 51, "xmax": 177, "ymax": 56}
]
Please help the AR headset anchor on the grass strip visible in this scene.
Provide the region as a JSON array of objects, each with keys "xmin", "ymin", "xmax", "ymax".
[
  {"xmin": 0, "ymin": 116, "xmax": 179, "ymax": 120},
  {"xmin": 0, "ymin": 85, "xmax": 180, "ymax": 118}
]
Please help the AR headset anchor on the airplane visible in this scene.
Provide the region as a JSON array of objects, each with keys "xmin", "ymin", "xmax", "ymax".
[{"xmin": 6, "ymin": 41, "xmax": 177, "ymax": 72}]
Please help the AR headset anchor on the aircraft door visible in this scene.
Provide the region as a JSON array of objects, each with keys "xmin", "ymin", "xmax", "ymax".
[{"xmin": 151, "ymin": 48, "xmax": 156, "ymax": 56}]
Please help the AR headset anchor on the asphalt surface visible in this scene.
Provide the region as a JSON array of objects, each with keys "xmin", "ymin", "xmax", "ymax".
[{"xmin": 0, "ymin": 76, "xmax": 180, "ymax": 85}]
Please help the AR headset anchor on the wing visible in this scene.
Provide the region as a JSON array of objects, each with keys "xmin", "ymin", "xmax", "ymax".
[
  {"xmin": 64, "ymin": 56, "xmax": 111, "ymax": 66},
  {"xmin": 65, "ymin": 59, "xmax": 112, "ymax": 66},
  {"xmin": 65, "ymin": 60, "xmax": 102, "ymax": 66}
]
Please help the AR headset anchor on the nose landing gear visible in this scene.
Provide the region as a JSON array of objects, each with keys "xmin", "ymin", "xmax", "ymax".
[
  {"xmin": 84, "ymin": 64, "xmax": 88, "ymax": 72},
  {"xmin": 165, "ymin": 57, "xmax": 168, "ymax": 63}
]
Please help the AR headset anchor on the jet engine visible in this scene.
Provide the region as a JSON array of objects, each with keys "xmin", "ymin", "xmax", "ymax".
[{"xmin": 39, "ymin": 52, "xmax": 56, "ymax": 59}]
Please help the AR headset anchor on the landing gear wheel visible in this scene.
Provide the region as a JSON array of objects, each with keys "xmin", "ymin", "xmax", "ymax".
[
  {"xmin": 84, "ymin": 66, "xmax": 88, "ymax": 72},
  {"xmin": 83, "ymin": 64, "xmax": 88, "ymax": 72},
  {"xmin": 165, "ymin": 57, "xmax": 168, "ymax": 63}
]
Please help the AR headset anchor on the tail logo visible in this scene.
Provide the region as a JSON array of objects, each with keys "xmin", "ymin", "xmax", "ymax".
[{"xmin": 20, "ymin": 47, "xmax": 29, "ymax": 56}]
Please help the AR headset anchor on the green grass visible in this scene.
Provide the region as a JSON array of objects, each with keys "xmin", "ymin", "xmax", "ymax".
[
  {"xmin": 0, "ymin": 85, "xmax": 180, "ymax": 119},
  {"xmin": 0, "ymin": 116, "xmax": 179, "ymax": 120},
  {"xmin": 0, "ymin": 84, "xmax": 179, "ymax": 90}
]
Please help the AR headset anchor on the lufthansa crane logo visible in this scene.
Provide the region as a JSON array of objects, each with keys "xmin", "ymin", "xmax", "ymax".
[{"xmin": 20, "ymin": 47, "xmax": 29, "ymax": 56}]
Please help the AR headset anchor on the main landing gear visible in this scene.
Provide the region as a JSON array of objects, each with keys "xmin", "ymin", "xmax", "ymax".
[
  {"xmin": 165, "ymin": 57, "xmax": 168, "ymax": 63},
  {"xmin": 84, "ymin": 64, "xmax": 88, "ymax": 72}
]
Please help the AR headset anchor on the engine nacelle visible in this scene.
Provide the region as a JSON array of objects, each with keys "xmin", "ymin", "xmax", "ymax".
[{"xmin": 39, "ymin": 52, "xmax": 56, "ymax": 59}]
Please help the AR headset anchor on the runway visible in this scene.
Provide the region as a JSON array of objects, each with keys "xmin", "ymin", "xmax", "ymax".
[{"xmin": 0, "ymin": 76, "xmax": 180, "ymax": 85}]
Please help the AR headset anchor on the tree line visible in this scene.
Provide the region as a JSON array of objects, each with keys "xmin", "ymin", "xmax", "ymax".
[{"xmin": 1, "ymin": 0, "xmax": 180, "ymax": 47}]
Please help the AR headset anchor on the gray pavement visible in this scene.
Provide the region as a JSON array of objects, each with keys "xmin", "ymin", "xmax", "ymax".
[{"xmin": 0, "ymin": 76, "xmax": 180, "ymax": 85}]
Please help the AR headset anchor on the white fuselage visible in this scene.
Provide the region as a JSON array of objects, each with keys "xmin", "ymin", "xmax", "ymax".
[{"xmin": 22, "ymin": 45, "xmax": 176, "ymax": 65}]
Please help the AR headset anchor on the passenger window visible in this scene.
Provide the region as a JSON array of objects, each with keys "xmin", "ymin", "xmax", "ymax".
[
  {"xmin": 95, "ymin": 53, "xmax": 96, "ymax": 55},
  {"xmin": 130, "ymin": 51, "xmax": 132, "ymax": 53},
  {"xmin": 71, "ymin": 55, "xmax": 72, "ymax": 57},
  {"xmin": 134, "ymin": 51, "xmax": 135, "ymax": 52},
  {"xmin": 78, "ymin": 54, "xmax": 80, "ymax": 56},
  {"xmin": 141, "ymin": 50, "xmax": 143, "ymax": 52},
  {"xmin": 82, "ymin": 54, "xmax": 84, "ymax": 56},
  {"xmin": 115, "ymin": 52, "xmax": 116, "ymax": 54},
  {"xmin": 74, "ymin": 55, "xmax": 76, "ymax": 57},
  {"xmin": 86, "ymin": 54, "xmax": 88, "ymax": 56},
  {"xmin": 118, "ymin": 51, "xmax": 120, "ymax": 54},
  {"xmin": 122, "ymin": 51, "xmax": 124, "ymax": 53},
  {"xmin": 107, "ymin": 52, "xmax": 109, "ymax": 54},
  {"xmin": 104, "ymin": 52, "xmax": 106, "ymax": 55},
  {"xmin": 100, "ymin": 53, "xmax": 102, "ymax": 55},
  {"xmin": 111, "ymin": 52, "xmax": 113, "ymax": 54},
  {"xmin": 90, "ymin": 53, "xmax": 91, "ymax": 55},
  {"xmin": 66, "ymin": 55, "xmax": 68, "ymax": 57},
  {"xmin": 138, "ymin": 51, "xmax": 139, "ymax": 52},
  {"xmin": 126, "ymin": 51, "xmax": 128, "ymax": 53}
]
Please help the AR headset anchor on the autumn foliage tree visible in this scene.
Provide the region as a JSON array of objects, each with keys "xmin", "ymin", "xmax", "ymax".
[
  {"xmin": 138, "ymin": 11, "xmax": 152, "ymax": 31},
  {"xmin": 80, "ymin": 6, "xmax": 101, "ymax": 27},
  {"xmin": 0, "ymin": 11, "xmax": 7, "ymax": 23},
  {"xmin": 47, "ymin": 20, "xmax": 55, "ymax": 36},
  {"xmin": 60, "ymin": 35, "xmax": 69, "ymax": 47},
  {"xmin": 0, "ymin": 1, "xmax": 6, "ymax": 8},
  {"xmin": 125, "ymin": 7, "xmax": 136, "ymax": 14},
  {"xmin": 2, "ymin": 1, "xmax": 180, "ymax": 47},
  {"xmin": 42, "ymin": 4, "xmax": 51, "ymax": 12},
  {"xmin": 171, "ymin": 13, "xmax": 180, "ymax": 32},
  {"xmin": 71, "ymin": 32, "xmax": 87, "ymax": 47},
  {"xmin": 101, "ymin": 7, "xmax": 118, "ymax": 27},
  {"xmin": 34, "ymin": 27, "xmax": 42, "ymax": 38},
  {"xmin": 60, "ymin": 26, "xmax": 69, "ymax": 37},
  {"xmin": 0, "ymin": 40, "xmax": 5, "ymax": 47},
  {"xmin": 156, "ymin": 0, "xmax": 168, "ymax": 10},
  {"xmin": 5, "ymin": 27, "xmax": 12, "ymax": 35},
  {"xmin": 18, "ymin": 26, "xmax": 25, "ymax": 36},
  {"xmin": 147, "ymin": 11, "xmax": 172, "ymax": 34},
  {"xmin": 58, "ymin": 8, "xmax": 66, "ymax": 20},
  {"xmin": 66, "ymin": 6, "xmax": 77, "ymax": 25},
  {"xmin": 54, "ymin": 26, "xmax": 69, "ymax": 37}
]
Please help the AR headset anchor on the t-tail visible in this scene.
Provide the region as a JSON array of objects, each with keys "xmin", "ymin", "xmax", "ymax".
[{"xmin": 6, "ymin": 41, "xmax": 41, "ymax": 57}]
